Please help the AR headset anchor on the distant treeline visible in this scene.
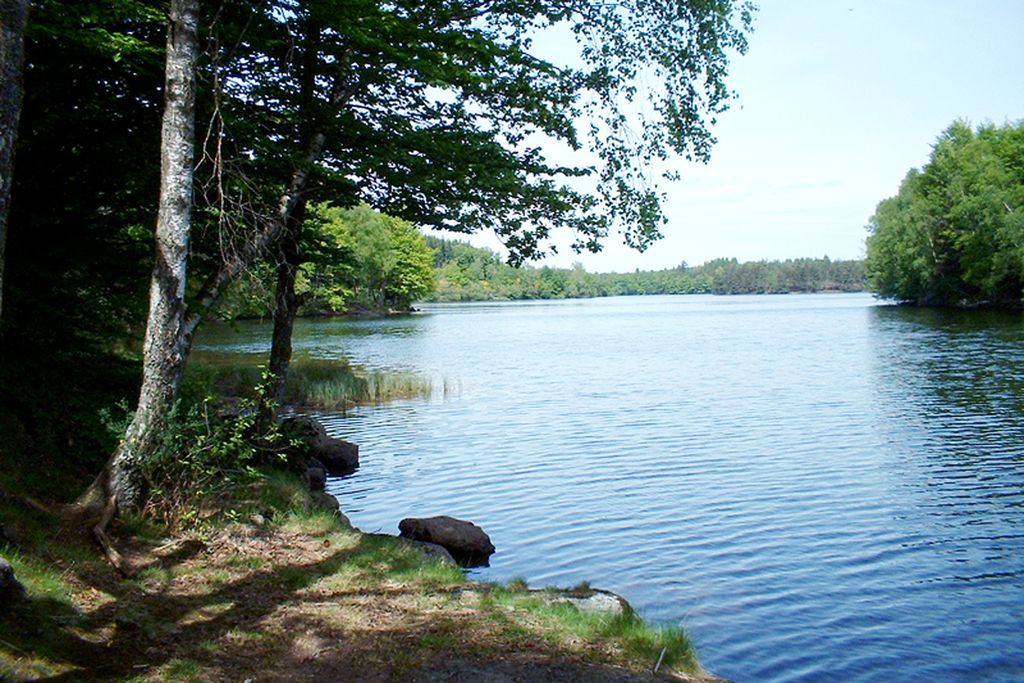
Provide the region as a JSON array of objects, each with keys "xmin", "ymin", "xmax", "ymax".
[{"xmin": 426, "ymin": 237, "xmax": 866, "ymax": 302}]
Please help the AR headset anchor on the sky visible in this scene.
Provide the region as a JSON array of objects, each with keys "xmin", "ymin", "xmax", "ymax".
[{"xmin": 447, "ymin": 0, "xmax": 1024, "ymax": 273}]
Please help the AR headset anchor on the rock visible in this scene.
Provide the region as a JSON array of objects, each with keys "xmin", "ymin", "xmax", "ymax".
[
  {"xmin": 336, "ymin": 511, "xmax": 352, "ymax": 529},
  {"xmin": 540, "ymin": 587, "xmax": 632, "ymax": 617},
  {"xmin": 280, "ymin": 415, "xmax": 359, "ymax": 475},
  {"xmin": 315, "ymin": 438, "xmax": 359, "ymax": 475},
  {"xmin": 312, "ymin": 493, "xmax": 353, "ymax": 529},
  {"xmin": 313, "ymin": 491, "xmax": 339, "ymax": 512},
  {"xmin": 398, "ymin": 516, "xmax": 495, "ymax": 567},
  {"xmin": 0, "ymin": 556, "xmax": 25, "ymax": 602},
  {"xmin": 280, "ymin": 414, "xmax": 328, "ymax": 449},
  {"xmin": 307, "ymin": 460, "xmax": 327, "ymax": 491},
  {"xmin": 405, "ymin": 540, "xmax": 457, "ymax": 566}
]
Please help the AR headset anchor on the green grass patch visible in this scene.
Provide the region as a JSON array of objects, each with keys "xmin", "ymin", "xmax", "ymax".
[
  {"xmin": 478, "ymin": 584, "xmax": 699, "ymax": 674},
  {"xmin": 255, "ymin": 467, "xmax": 311, "ymax": 516},
  {"xmin": 117, "ymin": 511, "xmax": 169, "ymax": 542},
  {"xmin": 0, "ymin": 545, "xmax": 87, "ymax": 680},
  {"xmin": 322, "ymin": 533, "xmax": 465, "ymax": 593},
  {"xmin": 0, "ymin": 545, "xmax": 76, "ymax": 610},
  {"xmin": 161, "ymin": 658, "xmax": 204, "ymax": 682}
]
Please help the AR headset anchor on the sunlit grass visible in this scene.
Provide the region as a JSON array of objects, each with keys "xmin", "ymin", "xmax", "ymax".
[{"xmin": 474, "ymin": 584, "xmax": 698, "ymax": 674}]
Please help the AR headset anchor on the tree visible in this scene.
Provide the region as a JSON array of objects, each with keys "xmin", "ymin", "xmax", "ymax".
[
  {"xmin": 339, "ymin": 204, "xmax": 436, "ymax": 310},
  {"xmin": 78, "ymin": 0, "xmax": 200, "ymax": 533},
  {"xmin": 0, "ymin": 0, "xmax": 29, "ymax": 322},
  {"xmin": 237, "ymin": 0, "xmax": 754, "ymax": 417},
  {"xmin": 867, "ymin": 120, "xmax": 1024, "ymax": 306},
  {"xmin": 49, "ymin": 0, "xmax": 753, "ymax": 520}
]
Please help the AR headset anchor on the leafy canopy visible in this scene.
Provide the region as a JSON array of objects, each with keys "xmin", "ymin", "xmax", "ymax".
[
  {"xmin": 198, "ymin": 0, "xmax": 755, "ymax": 264},
  {"xmin": 866, "ymin": 120, "xmax": 1024, "ymax": 306}
]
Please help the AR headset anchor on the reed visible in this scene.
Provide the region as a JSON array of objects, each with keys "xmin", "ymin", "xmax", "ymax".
[{"xmin": 185, "ymin": 353, "xmax": 433, "ymax": 409}]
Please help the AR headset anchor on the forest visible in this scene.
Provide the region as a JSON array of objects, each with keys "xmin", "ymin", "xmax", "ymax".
[
  {"xmin": 222, "ymin": 226, "xmax": 866, "ymax": 316},
  {"xmin": 428, "ymin": 237, "xmax": 866, "ymax": 301},
  {"xmin": 866, "ymin": 120, "xmax": 1024, "ymax": 307}
]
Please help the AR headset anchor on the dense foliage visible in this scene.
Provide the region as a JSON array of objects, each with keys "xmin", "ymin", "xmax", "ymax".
[
  {"xmin": 220, "ymin": 203, "xmax": 436, "ymax": 317},
  {"xmin": 428, "ymin": 237, "xmax": 865, "ymax": 301},
  {"xmin": 866, "ymin": 120, "xmax": 1024, "ymax": 307}
]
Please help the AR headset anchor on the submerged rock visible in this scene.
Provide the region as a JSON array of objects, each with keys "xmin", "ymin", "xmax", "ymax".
[
  {"xmin": 539, "ymin": 587, "xmax": 632, "ymax": 617},
  {"xmin": 398, "ymin": 516, "xmax": 494, "ymax": 567}
]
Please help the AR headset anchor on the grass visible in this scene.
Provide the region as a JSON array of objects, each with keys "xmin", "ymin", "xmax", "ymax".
[
  {"xmin": 474, "ymin": 584, "xmax": 698, "ymax": 673},
  {"xmin": 0, "ymin": 467, "xmax": 707, "ymax": 682},
  {"xmin": 185, "ymin": 352, "xmax": 434, "ymax": 410}
]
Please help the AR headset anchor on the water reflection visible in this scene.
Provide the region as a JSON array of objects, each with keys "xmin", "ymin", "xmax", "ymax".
[{"xmin": 867, "ymin": 303, "xmax": 1024, "ymax": 601}]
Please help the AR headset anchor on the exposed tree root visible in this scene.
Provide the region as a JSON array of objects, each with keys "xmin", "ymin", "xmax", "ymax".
[{"xmin": 93, "ymin": 494, "xmax": 132, "ymax": 577}]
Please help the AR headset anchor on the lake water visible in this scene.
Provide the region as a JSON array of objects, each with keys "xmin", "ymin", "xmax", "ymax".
[{"xmin": 196, "ymin": 294, "xmax": 1024, "ymax": 682}]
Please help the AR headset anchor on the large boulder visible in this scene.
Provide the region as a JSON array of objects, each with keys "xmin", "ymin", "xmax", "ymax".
[
  {"xmin": 398, "ymin": 516, "xmax": 495, "ymax": 567},
  {"xmin": 315, "ymin": 438, "xmax": 359, "ymax": 475},
  {"xmin": 279, "ymin": 415, "xmax": 359, "ymax": 475}
]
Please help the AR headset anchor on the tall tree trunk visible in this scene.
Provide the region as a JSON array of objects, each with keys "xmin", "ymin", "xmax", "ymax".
[
  {"xmin": 261, "ymin": 18, "xmax": 321, "ymax": 423},
  {"xmin": 78, "ymin": 0, "xmax": 200, "ymax": 521},
  {"xmin": 263, "ymin": 199, "xmax": 307, "ymax": 420},
  {"xmin": 0, "ymin": 0, "xmax": 29, "ymax": 322}
]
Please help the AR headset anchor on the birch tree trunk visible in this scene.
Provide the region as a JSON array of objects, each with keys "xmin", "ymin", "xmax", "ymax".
[
  {"xmin": 79, "ymin": 9, "xmax": 347, "ymax": 523},
  {"xmin": 0, "ymin": 0, "xmax": 29, "ymax": 322},
  {"xmin": 79, "ymin": 0, "xmax": 200, "ymax": 516}
]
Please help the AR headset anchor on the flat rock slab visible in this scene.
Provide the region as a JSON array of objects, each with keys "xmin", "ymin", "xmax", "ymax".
[
  {"xmin": 399, "ymin": 516, "xmax": 495, "ymax": 567},
  {"xmin": 538, "ymin": 587, "xmax": 632, "ymax": 617}
]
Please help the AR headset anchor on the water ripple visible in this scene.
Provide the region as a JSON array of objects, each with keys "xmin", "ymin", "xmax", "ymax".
[{"xmin": 199, "ymin": 295, "xmax": 1024, "ymax": 682}]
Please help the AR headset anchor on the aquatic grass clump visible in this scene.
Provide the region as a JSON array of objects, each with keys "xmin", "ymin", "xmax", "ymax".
[
  {"xmin": 282, "ymin": 359, "xmax": 432, "ymax": 409},
  {"xmin": 185, "ymin": 353, "xmax": 433, "ymax": 409}
]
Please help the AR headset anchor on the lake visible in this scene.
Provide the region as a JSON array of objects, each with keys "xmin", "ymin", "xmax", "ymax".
[{"xmin": 196, "ymin": 293, "xmax": 1024, "ymax": 682}]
